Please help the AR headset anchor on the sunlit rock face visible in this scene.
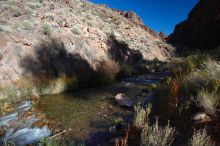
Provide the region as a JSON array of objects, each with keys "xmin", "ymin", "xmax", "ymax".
[
  {"xmin": 168, "ymin": 0, "xmax": 220, "ymax": 49},
  {"xmin": 0, "ymin": 0, "xmax": 174, "ymax": 93}
]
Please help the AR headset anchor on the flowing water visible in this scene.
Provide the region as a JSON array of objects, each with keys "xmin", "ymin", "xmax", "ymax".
[{"xmin": 36, "ymin": 72, "xmax": 168, "ymax": 145}]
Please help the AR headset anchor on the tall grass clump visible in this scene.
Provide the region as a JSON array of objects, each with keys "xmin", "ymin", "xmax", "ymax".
[
  {"xmin": 0, "ymin": 86, "xmax": 32, "ymax": 104},
  {"xmin": 189, "ymin": 129, "xmax": 215, "ymax": 146},
  {"xmin": 184, "ymin": 60, "xmax": 220, "ymax": 95},
  {"xmin": 141, "ymin": 120, "xmax": 175, "ymax": 146},
  {"xmin": 195, "ymin": 89, "xmax": 219, "ymax": 115},
  {"xmin": 134, "ymin": 104, "xmax": 151, "ymax": 129}
]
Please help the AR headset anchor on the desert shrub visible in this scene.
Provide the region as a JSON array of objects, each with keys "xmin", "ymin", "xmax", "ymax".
[
  {"xmin": 45, "ymin": 14, "xmax": 55, "ymax": 21},
  {"xmin": 6, "ymin": 0, "xmax": 17, "ymax": 5},
  {"xmin": 71, "ymin": 27, "xmax": 81, "ymax": 35},
  {"xmin": 13, "ymin": 9, "xmax": 21, "ymax": 17},
  {"xmin": 141, "ymin": 120, "xmax": 175, "ymax": 146},
  {"xmin": 20, "ymin": 20, "xmax": 33, "ymax": 30},
  {"xmin": 28, "ymin": 2, "xmax": 42, "ymax": 9},
  {"xmin": 0, "ymin": 25, "xmax": 5, "ymax": 32},
  {"xmin": 170, "ymin": 54, "xmax": 210, "ymax": 79},
  {"xmin": 184, "ymin": 60, "xmax": 220, "ymax": 95},
  {"xmin": 87, "ymin": 21, "xmax": 93, "ymax": 27},
  {"xmin": 203, "ymin": 60, "xmax": 220, "ymax": 81},
  {"xmin": 189, "ymin": 129, "xmax": 215, "ymax": 146},
  {"xmin": 195, "ymin": 89, "xmax": 219, "ymax": 115},
  {"xmin": 24, "ymin": 6, "xmax": 33, "ymax": 15},
  {"xmin": 134, "ymin": 104, "xmax": 151, "ymax": 129},
  {"xmin": 42, "ymin": 23, "xmax": 52, "ymax": 35}
]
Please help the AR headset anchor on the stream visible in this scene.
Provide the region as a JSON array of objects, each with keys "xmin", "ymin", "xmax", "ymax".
[{"xmin": 0, "ymin": 72, "xmax": 168, "ymax": 146}]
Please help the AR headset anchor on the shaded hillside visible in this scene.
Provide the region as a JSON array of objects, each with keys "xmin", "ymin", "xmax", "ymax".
[
  {"xmin": 0, "ymin": 0, "xmax": 173, "ymax": 92},
  {"xmin": 168, "ymin": 0, "xmax": 220, "ymax": 49}
]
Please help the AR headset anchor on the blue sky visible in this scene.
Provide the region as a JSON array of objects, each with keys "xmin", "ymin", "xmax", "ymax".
[{"xmin": 89, "ymin": 0, "xmax": 199, "ymax": 35}]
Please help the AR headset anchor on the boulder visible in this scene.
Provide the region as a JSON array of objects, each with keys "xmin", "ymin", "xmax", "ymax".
[
  {"xmin": 191, "ymin": 112, "xmax": 212, "ymax": 123},
  {"xmin": 114, "ymin": 93, "xmax": 134, "ymax": 108}
]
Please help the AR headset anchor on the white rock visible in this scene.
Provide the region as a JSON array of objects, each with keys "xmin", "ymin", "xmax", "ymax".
[
  {"xmin": 191, "ymin": 112, "xmax": 207, "ymax": 121},
  {"xmin": 114, "ymin": 93, "xmax": 134, "ymax": 108}
]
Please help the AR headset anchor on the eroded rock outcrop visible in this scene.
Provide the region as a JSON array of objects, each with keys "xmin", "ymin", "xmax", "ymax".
[
  {"xmin": 168, "ymin": 0, "xmax": 220, "ymax": 49},
  {"xmin": 112, "ymin": 9, "xmax": 159, "ymax": 37}
]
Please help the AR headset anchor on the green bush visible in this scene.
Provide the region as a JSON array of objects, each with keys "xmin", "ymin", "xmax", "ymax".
[
  {"xmin": 0, "ymin": 25, "xmax": 5, "ymax": 32},
  {"xmin": 87, "ymin": 21, "xmax": 93, "ymax": 27},
  {"xmin": 71, "ymin": 27, "xmax": 81, "ymax": 35},
  {"xmin": 24, "ymin": 6, "xmax": 33, "ymax": 15},
  {"xmin": 42, "ymin": 23, "xmax": 52, "ymax": 35},
  {"xmin": 28, "ymin": 2, "xmax": 42, "ymax": 9},
  {"xmin": 20, "ymin": 20, "xmax": 33, "ymax": 30},
  {"xmin": 13, "ymin": 9, "xmax": 21, "ymax": 17}
]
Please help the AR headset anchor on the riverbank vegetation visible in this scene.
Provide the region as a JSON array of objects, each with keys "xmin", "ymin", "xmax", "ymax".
[{"xmin": 125, "ymin": 49, "xmax": 220, "ymax": 146}]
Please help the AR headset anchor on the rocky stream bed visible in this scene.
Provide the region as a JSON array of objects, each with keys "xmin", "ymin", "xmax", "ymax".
[{"xmin": 0, "ymin": 72, "xmax": 168, "ymax": 146}]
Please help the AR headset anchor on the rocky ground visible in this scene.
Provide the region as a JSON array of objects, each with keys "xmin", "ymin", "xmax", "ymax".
[{"xmin": 0, "ymin": 0, "xmax": 174, "ymax": 92}]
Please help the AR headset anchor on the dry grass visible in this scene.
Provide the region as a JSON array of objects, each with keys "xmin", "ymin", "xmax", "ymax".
[
  {"xmin": 195, "ymin": 89, "xmax": 219, "ymax": 115},
  {"xmin": 141, "ymin": 120, "xmax": 175, "ymax": 146},
  {"xmin": 184, "ymin": 60, "xmax": 220, "ymax": 94},
  {"xmin": 42, "ymin": 23, "xmax": 52, "ymax": 35},
  {"xmin": 134, "ymin": 104, "xmax": 151, "ymax": 129},
  {"xmin": 189, "ymin": 129, "xmax": 215, "ymax": 146}
]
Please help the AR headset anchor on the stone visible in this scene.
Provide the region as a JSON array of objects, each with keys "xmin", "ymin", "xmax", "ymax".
[
  {"xmin": 114, "ymin": 93, "xmax": 134, "ymax": 108},
  {"xmin": 191, "ymin": 112, "xmax": 212, "ymax": 123}
]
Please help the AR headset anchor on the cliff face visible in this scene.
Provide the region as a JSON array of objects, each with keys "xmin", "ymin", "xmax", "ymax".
[
  {"xmin": 168, "ymin": 0, "xmax": 220, "ymax": 49},
  {"xmin": 0, "ymin": 0, "xmax": 173, "ymax": 91}
]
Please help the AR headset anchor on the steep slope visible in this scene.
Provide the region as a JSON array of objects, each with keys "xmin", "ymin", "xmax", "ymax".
[
  {"xmin": 168, "ymin": 0, "xmax": 220, "ymax": 49},
  {"xmin": 0, "ymin": 0, "xmax": 173, "ymax": 94}
]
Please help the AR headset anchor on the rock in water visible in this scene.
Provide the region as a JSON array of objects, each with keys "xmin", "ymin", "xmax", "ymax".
[{"xmin": 114, "ymin": 93, "xmax": 134, "ymax": 108}]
